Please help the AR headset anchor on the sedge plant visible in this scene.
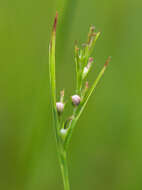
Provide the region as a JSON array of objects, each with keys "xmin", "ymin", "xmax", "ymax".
[{"xmin": 49, "ymin": 12, "xmax": 111, "ymax": 190}]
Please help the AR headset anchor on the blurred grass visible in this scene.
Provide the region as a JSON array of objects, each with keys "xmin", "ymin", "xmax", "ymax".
[{"xmin": 0, "ymin": 0, "xmax": 142, "ymax": 190}]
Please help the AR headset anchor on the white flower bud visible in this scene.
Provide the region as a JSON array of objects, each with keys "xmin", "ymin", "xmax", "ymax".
[
  {"xmin": 83, "ymin": 67, "xmax": 88, "ymax": 78},
  {"xmin": 83, "ymin": 57, "xmax": 94, "ymax": 79},
  {"xmin": 71, "ymin": 95, "xmax": 81, "ymax": 106},
  {"xmin": 60, "ymin": 128, "xmax": 67, "ymax": 135},
  {"xmin": 56, "ymin": 102, "xmax": 64, "ymax": 113}
]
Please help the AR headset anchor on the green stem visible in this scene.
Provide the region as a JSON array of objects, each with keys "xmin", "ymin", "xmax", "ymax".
[
  {"xmin": 49, "ymin": 13, "xmax": 70, "ymax": 190},
  {"xmin": 59, "ymin": 150, "xmax": 70, "ymax": 190}
]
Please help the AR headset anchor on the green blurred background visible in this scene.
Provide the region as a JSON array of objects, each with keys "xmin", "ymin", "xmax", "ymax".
[{"xmin": 0, "ymin": 0, "xmax": 142, "ymax": 189}]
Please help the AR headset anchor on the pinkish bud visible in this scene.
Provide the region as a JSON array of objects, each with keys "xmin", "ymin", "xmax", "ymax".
[
  {"xmin": 87, "ymin": 57, "xmax": 94, "ymax": 68},
  {"xmin": 56, "ymin": 102, "xmax": 64, "ymax": 113},
  {"xmin": 71, "ymin": 95, "xmax": 81, "ymax": 106}
]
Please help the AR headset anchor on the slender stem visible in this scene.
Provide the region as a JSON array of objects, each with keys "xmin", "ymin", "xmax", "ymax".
[
  {"xmin": 49, "ymin": 13, "xmax": 70, "ymax": 190},
  {"xmin": 59, "ymin": 150, "xmax": 70, "ymax": 190}
]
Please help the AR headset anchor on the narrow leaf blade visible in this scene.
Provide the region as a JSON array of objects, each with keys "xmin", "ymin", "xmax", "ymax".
[{"xmin": 49, "ymin": 12, "xmax": 60, "ymax": 133}]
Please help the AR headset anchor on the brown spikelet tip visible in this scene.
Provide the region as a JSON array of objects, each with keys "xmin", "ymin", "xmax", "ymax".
[
  {"xmin": 60, "ymin": 90, "xmax": 64, "ymax": 97},
  {"xmin": 75, "ymin": 41, "xmax": 79, "ymax": 48},
  {"xmin": 92, "ymin": 32, "xmax": 97, "ymax": 37},
  {"xmin": 75, "ymin": 43, "xmax": 79, "ymax": 55},
  {"xmin": 53, "ymin": 12, "xmax": 58, "ymax": 32},
  {"xmin": 104, "ymin": 56, "xmax": 111, "ymax": 67},
  {"xmin": 75, "ymin": 46, "xmax": 79, "ymax": 52},
  {"xmin": 90, "ymin": 25, "xmax": 95, "ymax": 32}
]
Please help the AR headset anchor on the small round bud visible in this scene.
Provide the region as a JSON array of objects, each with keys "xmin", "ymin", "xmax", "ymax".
[
  {"xmin": 60, "ymin": 128, "xmax": 68, "ymax": 140},
  {"xmin": 71, "ymin": 95, "xmax": 81, "ymax": 106},
  {"xmin": 56, "ymin": 102, "xmax": 64, "ymax": 113}
]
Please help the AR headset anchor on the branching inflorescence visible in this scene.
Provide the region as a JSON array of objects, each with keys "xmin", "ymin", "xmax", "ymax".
[{"xmin": 49, "ymin": 12, "xmax": 111, "ymax": 190}]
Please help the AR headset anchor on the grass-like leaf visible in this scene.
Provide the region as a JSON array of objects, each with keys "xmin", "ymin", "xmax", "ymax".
[
  {"xmin": 49, "ymin": 12, "xmax": 70, "ymax": 190},
  {"xmin": 49, "ymin": 12, "xmax": 58, "ymax": 110}
]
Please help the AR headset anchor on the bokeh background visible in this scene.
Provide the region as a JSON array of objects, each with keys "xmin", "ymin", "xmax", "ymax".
[{"xmin": 0, "ymin": 0, "xmax": 142, "ymax": 189}]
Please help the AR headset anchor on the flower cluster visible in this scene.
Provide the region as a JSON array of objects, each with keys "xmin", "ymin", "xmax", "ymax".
[
  {"xmin": 49, "ymin": 12, "xmax": 110, "ymax": 190},
  {"xmin": 55, "ymin": 25, "xmax": 110, "ymax": 138}
]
